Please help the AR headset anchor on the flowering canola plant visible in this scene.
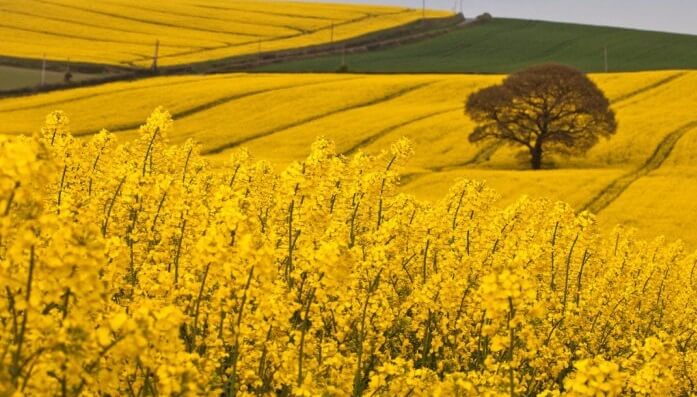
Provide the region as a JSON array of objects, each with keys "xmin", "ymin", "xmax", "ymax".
[{"xmin": 1, "ymin": 108, "xmax": 697, "ymax": 396}]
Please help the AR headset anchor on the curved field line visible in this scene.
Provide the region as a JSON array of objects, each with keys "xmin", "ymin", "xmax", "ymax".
[
  {"xmin": 396, "ymin": 142, "xmax": 502, "ymax": 187},
  {"xmin": 0, "ymin": 22, "xmax": 199, "ymax": 49},
  {"xmin": 1, "ymin": 7, "xmax": 229, "ymax": 47},
  {"xmin": 611, "ymin": 71, "xmax": 687, "ymax": 105},
  {"xmin": 31, "ymin": 0, "xmax": 269, "ymax": 39},
  {"xmin": 202, "ymin": 81, "xmax": 436, "ymax": 155},
  {"xmin": 385, "ymin": 140, "xmax": 496, "ymax": 191},
  {"xmin": 0, "ymin": 9, "xmax": 215, "ymax": 47},
  {"xmin": 190, "ymin": 4, "xmax": 353, "ymax": 22},
  {"xmin": 97, "ymin": 0, "xmax": 308, "ymax": 34},
  {"xmin": 429, "ymin": 141, "xmax": 502, "ymax": 172},
  {"xmin": 140, "ymin": 10, "xmax": 413, "ymax": 64},
  {"xmin": 580, "ymin": 120, "xmax": 697, "ymax": 214},
  {"xmin": 70, "ymin": 77, "xmax": 361, "ymax": 136},
  {"xmin": 342, "ymin": 107, "xmax": 460, "ymax": 155},
  {"xmin": 0, "ymin": 74, "xmax": 244, "ymax": 113}
]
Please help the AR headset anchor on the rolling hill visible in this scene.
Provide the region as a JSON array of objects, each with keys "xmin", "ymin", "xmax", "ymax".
[
  {"xmin": 1, "ymin": 70, "xmax": 696, "ymax": 244},
  {"xmin": 257, "ymin": 18, "xmax": 697, "ymax": 73},
  {"xmin": 0, "ymin": 0, "xmax": 449, "ymax": 68},
  {"xmin": 5, "ymin": 2, "xmax": 697, "ymax": 394}
]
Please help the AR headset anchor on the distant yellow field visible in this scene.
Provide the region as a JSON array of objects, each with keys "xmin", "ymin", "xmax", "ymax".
[
  {"xmin": 0, "ymin": 0, "xmax": 450, "ymax": 66},
  {"xmin": 1, "ymin": 70, "xmax": 696, "ymax": 244}
]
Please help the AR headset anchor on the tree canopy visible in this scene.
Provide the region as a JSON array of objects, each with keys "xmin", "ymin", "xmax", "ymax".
[{"xmin": 465, "ymin": 64, "xmax": 617, "ymax": 169}]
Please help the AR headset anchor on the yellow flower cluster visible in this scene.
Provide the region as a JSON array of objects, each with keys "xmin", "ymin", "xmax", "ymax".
[{"xmin": 1, "ymin": 108, "xmax": 697, "ymax": 396}]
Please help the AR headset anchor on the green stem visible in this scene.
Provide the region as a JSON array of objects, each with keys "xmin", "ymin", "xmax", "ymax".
[
  {"xmin": 141, "ymin": 127, "xmax": 160, "ymax": 177},
  {"xmin": 228, "ymin": 164, "xmax": 241, "ymax": 188},
  {"xmin": 451, "ymin": 188, "xmax": 467, "ymax": 230},
  {"xmin": 56, "ymin": 164, "xmax": 67, "ymax": 214},
  {"xmin": 3, "ymin": 181, "xmax": 19, "ymax": 216},
  {"xmin": 508, "ymin": 297, "xmax": 515, "ymax": 397},
  {"xmin": 352, "ymin": 269, "xmax": 382, "ymax": 397},
  {"xmin": 575, "ymin": 250, "xmax": 591, "ymax": 305},
  {"xmin": 550, "ymin": 222, "xmax": 559, "ymax": 291},
  {"xmin": 182, "ymin": 146, "xmax": 193, "ymax": 183},
  {"xmin": 376, "ymin": 156, "xmax": 396, "ymax": 229},
  {"xmin": 11, "ymin": 245, "xmax": 35, "ymax": 385},
  {"xmin": 287, "ymin": 200, "xmax": 294, "ymax": 286},
  {"xmin": 227, "ymin": 266, "xmax": 255, "ymax": 397},
  {"xmin": 190, "ymin": 262, "xmax": 212, "ymax": 353},
  {"xmin": 102, "ymin": 176, "xmax": 126, "ymax": 237},
  {"xmin": 87, "ymin": 139, "xmax": 108, "ymax": 197},
  {"xmin": 562, "ymin": 233, "xmax": 579, "ymax": 314},
  {"xmin": 171, "ymin": 214, "xmax": 187, "ymax": 284},
  {"xmin": 297, "ymin": 289, "xmax": 316, "ymax": 386},
  {"xmin": 422, "ymin": 238, "xmax": 430, "ymax": 283}
]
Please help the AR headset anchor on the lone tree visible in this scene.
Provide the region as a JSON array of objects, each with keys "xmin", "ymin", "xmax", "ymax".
[{"xmin": 465, "ymin": 64, "xmax": 617, "ymax": 169}]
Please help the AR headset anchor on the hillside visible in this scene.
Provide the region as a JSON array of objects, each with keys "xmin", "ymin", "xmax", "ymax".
[
  {"xmin": 1, "ymin": 70, "xmax": 696, "ymax": 244},
  {"xmin": 6, "ymin": 102, "xmax": 697, "ymax": 396},
  {"xmin": 0, "ymin": 0, "xmax": 449, "ymax": 67},
  {"xmin": 258, "ymin": 18, "xmax": 697, "ymax": 73},
  {"xmin": 5, "ymin": 2, "xmax": 697, "ymax": 395}
]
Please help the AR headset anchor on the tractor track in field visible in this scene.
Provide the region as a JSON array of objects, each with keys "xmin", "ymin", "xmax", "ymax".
[
  {"xmin": 0, "ymin": 74, "xmax": 246, "ymax": 113},
  {"xmin": 202, "ymin": 81, "xmax": 435, "ymax": 155},
  {"xmin": 430, "ymin": 141, "xmax": 502, "ymax": 172},
  {"xmin": 396, "ymin": 141, "xmax": 503, "ymax": 188},
  {"xmin": 610, "ymin": 71, "xmax": 687, "ymax": 106},
  {"xmin": 31, "ymin": 0, "xmax": 268, "ymax": 39},
  {"xmin": 580, "ymin": 120, "xmax": 697, "ymax": 214},
  {"xmin": 342, "ymin": 107, "xmax": 459, "ymax": 155},
  {"xmin": 72, "ymin": 76, "xmax": 360, "ymax": 136},
  {"xmin": 0, "ymin": 21, "xmax": 197, "ymax": 49},
  {"xmin": 2, "ymin": 8, "xmax": 230, "ymax": 47},
  {"xmin": 96, "ymin": 0, "xmax": 308, "ymax": 34},
  {"xmin": 192, "ymin": 4, "xmax": 353, "ymax": 22}
]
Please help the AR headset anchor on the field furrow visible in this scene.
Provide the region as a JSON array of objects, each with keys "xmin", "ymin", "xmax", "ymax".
[
  {"xmin": 96, "ymin": 0, "xmax": 308, "ymax": 34},
  {"xmin": 203, "ymin": 81, "xmax": 435, "ymax": 155},
  {"xmin": 342, "ymin": 107, "xmax": 459, "ymax": 155},
  {"xmin": 31, "ymin": 0, "xmax": 281, "ymax": 38},
  {"xmin": 581, "ymin": 120, "xmax": 697, "ymax": 214},
  {"xmin": 104, "ymin": 77, "xmax": 361, "ymax": 135},
  {"xmin": 610, "ymin": 71, "xmax": 687, "ymax": 105},
  {"xmin": 94, "ymin": 81, "xmax": 347, "ymax": 136}
]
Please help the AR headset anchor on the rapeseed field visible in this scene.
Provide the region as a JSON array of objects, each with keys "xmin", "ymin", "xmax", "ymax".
[
  {"xmin": 1, "ymin": 71, "xmax": 695, "ymax": 246},
  {"xmin": 0, "ymin": 0, "xmax": 449, "ymax": 66},
  {"xmin": 2, "ymin": 110, "xmax": 696, "ymax": 395}
]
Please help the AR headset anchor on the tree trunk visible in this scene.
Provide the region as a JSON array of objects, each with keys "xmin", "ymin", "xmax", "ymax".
[{"xmin": 530, "ymin": 141, "xmax": 543, "ymax": 170}]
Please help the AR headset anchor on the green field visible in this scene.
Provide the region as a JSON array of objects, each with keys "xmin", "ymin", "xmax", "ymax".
[{"xmin": 258, "ymin": 18, "xmax": 697, "ymax": 73}]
